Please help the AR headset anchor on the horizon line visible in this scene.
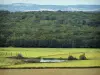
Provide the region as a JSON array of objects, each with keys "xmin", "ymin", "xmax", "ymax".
[{"xmin": 0, "ymin": 3, "xmax": 100, "ymax": 6}]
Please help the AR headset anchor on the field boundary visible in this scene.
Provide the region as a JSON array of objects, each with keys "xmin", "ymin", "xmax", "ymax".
[{"xmin": 0, "ymin": 66, "xmax": 100, "ymax": 69}]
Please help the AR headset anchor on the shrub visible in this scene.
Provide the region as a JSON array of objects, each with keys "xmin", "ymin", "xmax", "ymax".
[
  {"xmin": 16, "ymin": 53, "xmax": 23, "ymax": 59},
  {"xmin": 68, "ymin": 55, "xmax": 77, "ymax": 60},
  {"xmin": 79, "ymin": 53, "xmax": 87, "ymax": 60}
]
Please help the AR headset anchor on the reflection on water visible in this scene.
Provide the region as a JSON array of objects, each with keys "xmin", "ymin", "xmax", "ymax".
[{"xmin": 40, "ymin": 58, "xmax": 66, "ymax": 62}]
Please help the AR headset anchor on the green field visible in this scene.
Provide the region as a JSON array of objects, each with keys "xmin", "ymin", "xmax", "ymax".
[{"xmin": 0, "ymin": 48, "xmax": 100, "ymax": 68}]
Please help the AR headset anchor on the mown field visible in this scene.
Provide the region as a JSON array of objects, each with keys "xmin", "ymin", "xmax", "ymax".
[
  {"xmin": 0, "ymin": 48, "xmax": 100, "ymax": 68},
  {"xmin": 1, "ymin": 68, "xmax": 100, "ymax": 75}
]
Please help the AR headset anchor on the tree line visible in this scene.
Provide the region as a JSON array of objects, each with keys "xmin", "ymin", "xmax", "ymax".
[{"xmin": 0, "ymin": 10, "xmax": 100, "ymax": 48}]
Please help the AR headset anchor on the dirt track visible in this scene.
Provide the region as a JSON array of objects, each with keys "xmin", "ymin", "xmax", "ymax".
[{"xmin": 0, "ymin": 68, "xmax": 100, "ymax": 75}]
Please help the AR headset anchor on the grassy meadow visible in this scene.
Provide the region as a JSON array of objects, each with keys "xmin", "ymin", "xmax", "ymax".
[{"xmin": 0, "ymin": 48, "xmax": 100, "ymax": 68}]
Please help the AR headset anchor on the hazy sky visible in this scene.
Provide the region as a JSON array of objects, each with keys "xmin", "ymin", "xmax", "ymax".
[{"xmin": 0, "ymin": 0, "xmax": 100, "ymax": 5}]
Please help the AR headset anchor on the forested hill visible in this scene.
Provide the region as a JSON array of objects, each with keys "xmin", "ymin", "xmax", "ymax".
[{"xmin": 0, "ymin": 10, "xmax": 100, "ymax": 48}]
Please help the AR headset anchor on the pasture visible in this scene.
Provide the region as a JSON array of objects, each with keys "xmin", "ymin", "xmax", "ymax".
[{"xmin": 0, "ymin": 48, "xmax": 100, "ymax": 68}]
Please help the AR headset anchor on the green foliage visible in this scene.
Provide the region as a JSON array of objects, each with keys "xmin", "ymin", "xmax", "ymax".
[
  {"xmin": 79, "ymin": 53, "xmax": 87, "ymax": 60},
  {"xmin": 16, "ymin": 53, "xmax": 23, "ymax": 59},
  {"xmin": 68, "ymin": 55, "xmax": 77, "ymax": 60},
  {"xmin": 0, "ymin": 10, "xmax": 100, "ymax": 47}
]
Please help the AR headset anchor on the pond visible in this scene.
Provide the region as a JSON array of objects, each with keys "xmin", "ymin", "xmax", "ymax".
[
  {"xmin": 22, "ymin": 58, "xmax": 67, "ymax": 63},
  {"xmin": 40, "ymin": 58, "xmax": 67, "ymax": 62}
]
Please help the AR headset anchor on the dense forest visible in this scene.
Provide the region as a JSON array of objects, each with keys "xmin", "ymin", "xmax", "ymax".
[{"xmin": 0, "ymin": 10, "xmax": 100, "ymax": 48}]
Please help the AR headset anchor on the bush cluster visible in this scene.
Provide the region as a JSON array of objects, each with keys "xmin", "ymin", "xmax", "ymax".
[{"xmin": 67, "ymin": 53, "xmax": 87, "ymax": 60}]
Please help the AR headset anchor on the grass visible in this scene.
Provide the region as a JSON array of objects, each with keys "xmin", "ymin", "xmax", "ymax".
[
  {"xmin": 6, "ymin": 60, "xmax": 100, "ymax": 68},
  {"xmin": 0, "ymin": 47, "xmax": 100, "ymax": 68}
]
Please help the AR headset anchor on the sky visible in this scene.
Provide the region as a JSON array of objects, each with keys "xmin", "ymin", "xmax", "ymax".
[{"xmin": 0, "ymin": 0, "xmax": 100, "ymax": 5}]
